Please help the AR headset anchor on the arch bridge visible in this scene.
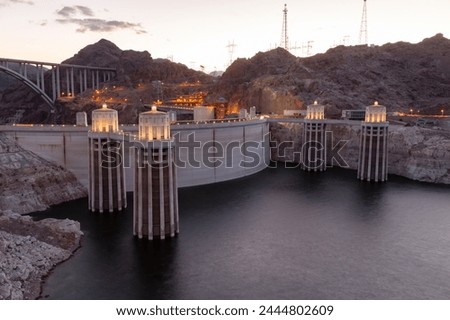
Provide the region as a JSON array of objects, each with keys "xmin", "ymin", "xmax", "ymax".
[{"xmin": 0, "ymin": 58, "xmax": 116, "ymax": 109}]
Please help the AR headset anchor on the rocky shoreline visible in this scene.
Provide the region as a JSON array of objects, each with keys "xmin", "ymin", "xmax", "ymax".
[
  {"xmin": 0, "ymin": 210, "xmax": 83, "ymax": 299},
  {"xmin": 0, "ymin": 133, "xmax": 86, "ymax": 299}
]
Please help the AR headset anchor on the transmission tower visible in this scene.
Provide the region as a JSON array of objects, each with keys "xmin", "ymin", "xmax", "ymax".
[
  {"xmin": 226, "ymin": 40, "xmax": 237, "ymax": 67},
  {"xmin": 280, "ymin": 4, "xmax": 289, "ymax": 50},
  {"xmin": 300, "ymin": 41, "xmax": 314, "ymax": 57},
  {"xmin": 359, "ymin": 0, "xmax": 368, "ymax": 45},
  {"xmin": 306, "ymin": 40, "xmax": 314, "ymax": 57}
]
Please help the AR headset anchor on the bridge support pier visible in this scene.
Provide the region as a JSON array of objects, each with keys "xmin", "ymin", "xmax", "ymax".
[{"xmin": 0, "ymin": 57, "xmax": 116, "ymax": 109}]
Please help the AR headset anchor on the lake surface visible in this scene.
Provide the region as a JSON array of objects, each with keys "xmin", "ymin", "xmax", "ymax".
[{"xmin": 33, "ymin": 167, "xmax": 450, "ymax": 299}]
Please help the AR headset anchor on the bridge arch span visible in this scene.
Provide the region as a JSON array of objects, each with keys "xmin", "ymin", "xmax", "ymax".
[
  {"xmin": 0, "ymin": 65, "xmax": 54, "ymax": 109},
  {"xmin": 0, "ymin": 57, "xmax": 116, "ymax": 111}
]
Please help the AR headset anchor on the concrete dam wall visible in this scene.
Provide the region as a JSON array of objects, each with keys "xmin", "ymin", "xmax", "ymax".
[
  {"xmin": 1, "ymin": 119, "xmax": 270, "ymax": 190},
  {"xmin": 3, "ymin": 118, "xmax": 449, "ymax": 188},
  {"xmin": 269, "ymin": 120, "xmax": 450, "ymax": 184}
]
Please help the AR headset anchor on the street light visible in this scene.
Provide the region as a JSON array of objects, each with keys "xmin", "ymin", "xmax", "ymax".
[
  {"xmin": 410, "ymin": 108, "xmax": 413, "ymax": 115},
  {"xmin": 441, "ymin": 109, "xmax": 444, "ymax": 116}
]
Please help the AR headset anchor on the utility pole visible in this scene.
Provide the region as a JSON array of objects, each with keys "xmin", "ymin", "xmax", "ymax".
[
  {"xmin": 280, "ymin": 4, "xmax": 289, "ymax": 50},
  {"xmin": 359, "ymin": 0, "xmax": 368, "ymax": 45}
]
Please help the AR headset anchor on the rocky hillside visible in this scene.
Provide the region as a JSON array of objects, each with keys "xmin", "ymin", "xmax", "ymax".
[
  {"xmin": 0, "ymin": 133, "xmax": 86, "ymax": 214},
  {"xmin": 2, "ymin": 35, "xmax": 450, "ymax": 122},
  {"xmin": 61, "ymin": 39, "xmax": 212, "ymax": 85},
  {"xmin": 216, "ymin": 33, "xmax": 450, "ymax": 116},
  {"xmin": 0, "ymin": 39, "xmax": 214, "ymax": 124}
]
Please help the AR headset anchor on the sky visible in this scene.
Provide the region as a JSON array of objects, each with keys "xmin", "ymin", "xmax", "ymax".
[{"xmin": 0, "ymin": 0, "xmax": 449, "ymax": 73}]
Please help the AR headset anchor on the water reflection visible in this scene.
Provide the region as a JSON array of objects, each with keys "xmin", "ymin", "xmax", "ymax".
[{"xmin": 32, "ymin": 167, "xmax": 450, "ymax": 299}]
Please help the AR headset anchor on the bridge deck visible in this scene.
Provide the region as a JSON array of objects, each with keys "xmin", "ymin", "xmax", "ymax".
[
  {"xmin": 0, "ymin": 57, "xmax": 116, "ymax": 71},
  {"xmin": 0, "ymin": 57, "xmax": 117, "ymax": 109}
]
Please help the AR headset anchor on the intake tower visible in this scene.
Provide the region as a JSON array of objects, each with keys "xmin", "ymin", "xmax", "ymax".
[
  {"xmin": 88, "ymin": 104, "xmax": 126, "ymax": 212},
  {"xmin": 357, "ymin": 101, "xmax": 389, "ymax": 182},
  {"xmin": 303, "ymin": 101, "xmax": 327, "ymax": 172},
  {"xmin": 133, "ymin": 106, "xmax": 179, "ymax": 240}
]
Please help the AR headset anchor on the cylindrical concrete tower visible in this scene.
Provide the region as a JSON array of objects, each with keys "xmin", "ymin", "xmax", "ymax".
[
  {"xmin": 357, "ymin": 101, "xmax": 389, "ymax": 182},
  {"xmin": 88, "ymin": 104, "xmax": 126, "ymax": 213},
  {"xmin": 134, "ymin": 106, "xmax": 179, "ymax": 240},
  {"xmin": 303, "ymin": 101, "xmax": 327, "ymax": 171}
]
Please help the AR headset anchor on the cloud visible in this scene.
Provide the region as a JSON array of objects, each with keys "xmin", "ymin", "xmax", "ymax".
[
  {"xmin": 56, "ymin": 6, "xmax": 77, "ymax": 17},
  {"xmin": 56, "ymin": 5, "xmax": 93, "ymax": 18},
  {"xmin": 10, "ymin": 0, "xmax": 33, "ymax": 4},
  {"xmin": 55, "ymin": 5, "xmax": 146, "ymax": 35},
  {"xmin": 0, "ymin": 0, "xmax": 34, "ymax": 7},
  {"xmin": 57, "ymin": 18, "xmax": 146, "ymax": 34},
  {"xmin": 75, "ymin": 5, "xmax": 94, "ymax": 17}
]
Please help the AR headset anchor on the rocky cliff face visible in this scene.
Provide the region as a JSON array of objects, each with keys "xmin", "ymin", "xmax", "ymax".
[
  {"xmin": 216, "ymin": 34, "xmax": 450, "ymax": 117},
  {"xmin": 270, "ymin": 122, "xmax": 450, "ymax": 184},
  {"xmin": 0, "ymin": 133, "xmax": 86, "ymax": 299},
  {"xmin": 0, "ymin": 133, "xmax": 87, "ymax": 214},
  {"xmin": 0, "ymin": 210, "xmax": 82, "ymax": 299},
  {"xmin": 388, "ymin": 126, "xmax": 450, "ymax": 183}
]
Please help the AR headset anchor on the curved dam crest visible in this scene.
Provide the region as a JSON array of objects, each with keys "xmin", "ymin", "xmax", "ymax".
[
  {"xmin": 1, "ymin": 118, "xmax": 450, "ymax": 186},
  {"xmin": 0, "ymin": 119, "xmax": 270, "ymax": 190}
]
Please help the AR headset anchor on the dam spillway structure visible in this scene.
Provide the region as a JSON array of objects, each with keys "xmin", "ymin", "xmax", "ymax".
[
  {"xmin": 133, "ymin": 106, "xmax": 179, "ymax": 240},
  {"xmin": 88, "ymin": 104, "xmax": 127, "ymax": 212},
  {"xmin": 302, "ymin": 101, "xmax": 326, "ymax": 172},
  {"xmin": 357, "ymin": 101, "xmax": 389, "ymax": 182}
]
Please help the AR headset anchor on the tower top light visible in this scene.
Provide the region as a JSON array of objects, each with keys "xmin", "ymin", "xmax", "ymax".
[
  {"xmin": 91, "ymin": 103, "xmax": 119, "ymax": 133},
  {"xmin": 138, "ymin": 106, "xmax": 171, "ymax": 141},
  {"xmin": 306, "ymin": 101, "xmax": 325, "ymax": 120},
  {"xmin": 365, "ymin": 102, "xmax": 386, "ymax": 123}
]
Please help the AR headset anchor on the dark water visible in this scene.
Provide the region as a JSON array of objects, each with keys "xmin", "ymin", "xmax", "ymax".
[{"xmin": 32, "ymin": 167, "xmax": 450, "ymax": 299}]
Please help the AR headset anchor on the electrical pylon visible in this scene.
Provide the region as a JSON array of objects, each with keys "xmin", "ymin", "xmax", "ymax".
[
  {"xmin": 226, "ymin": 40, "xmax": 237, "ymax": 68},
  {"xmin": 280, "ymin": 4, "xmax": 289, "ymax": 50},
  {"xmin": 359, "ymin": 0, "xmax": 368, "ymax": 45}
]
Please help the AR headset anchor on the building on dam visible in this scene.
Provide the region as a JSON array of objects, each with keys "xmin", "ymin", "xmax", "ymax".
[
  {"xmin": 133, "ymin": 106, "xmax": 179, "ymax": 240},
  {"xmin": 88, "ymin": 104, "xmax": 127, "ymax": 212},
  {"xmin": 357, "ymin": 101, "xmax": 389, "ymax": 182},
  {"xmin": 303, "ymin": 101, "xmax": 327, "ymax": 172}
]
